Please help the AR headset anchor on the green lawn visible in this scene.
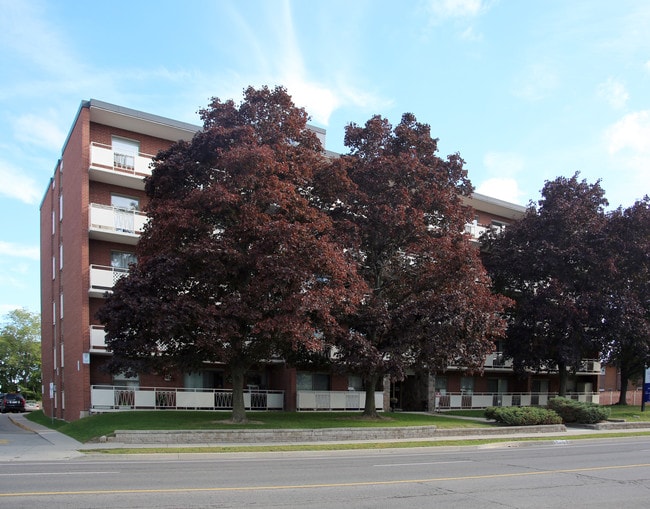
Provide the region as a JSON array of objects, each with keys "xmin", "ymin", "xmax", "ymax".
[
  {"xmin": 26, "ymin": 410, "xmax": 492, "ymax": 443},
  {"xmin": 26, "ymin": 404, "xmax": 650, "ymax": 444}
]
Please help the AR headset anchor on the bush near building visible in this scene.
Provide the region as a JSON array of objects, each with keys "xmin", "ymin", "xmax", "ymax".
[
  {"xmin": 546, "ymin": 397, "xmax": 610, "ymax": 424},
  {"xmin": 484, "ymin": 406, "xmax": 563, "ymax": 426}
]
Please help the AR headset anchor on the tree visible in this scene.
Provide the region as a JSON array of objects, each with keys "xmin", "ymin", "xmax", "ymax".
[
  {"xmin": 0, "ymin": 308, "xmax": 41, "ymax": 397},
  {"xmin": 481, "ymin": 174, "xmax": 607, "ymax": 396},
  {"xmin": 599, "ymin": 197, "xmax": 650, "ymax": 404},
  {"xmin": 313, "ymin": 113, "xmax": 511, "ymax": 417},
  {"xmin": 97, "ymin": 86, "xmax": 366, "ymax": 422}
]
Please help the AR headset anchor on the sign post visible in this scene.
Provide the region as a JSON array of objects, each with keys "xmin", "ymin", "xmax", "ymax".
[{"xmin": 641, "ymin": 368, "xmax": 650, "ymax": 412}]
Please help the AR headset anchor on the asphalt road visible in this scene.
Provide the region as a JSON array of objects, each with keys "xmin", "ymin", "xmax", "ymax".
[{"xmin": 2, "ymin": 423, "xmax": 650, "ymax": 508}]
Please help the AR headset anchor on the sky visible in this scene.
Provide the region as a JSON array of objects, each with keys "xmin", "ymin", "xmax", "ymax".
[{"xmin": 1, "ymin": 0, "xmax": 649, "ymax": 317}]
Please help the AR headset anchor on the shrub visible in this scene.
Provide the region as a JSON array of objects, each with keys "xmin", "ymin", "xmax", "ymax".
[
  {"xmin": 547, "ymin": 397, "xmax": 610, "ymax": 424},
  {"xmin": 484, "ymin": 406, "xmax": 562, "ymax": 426}
]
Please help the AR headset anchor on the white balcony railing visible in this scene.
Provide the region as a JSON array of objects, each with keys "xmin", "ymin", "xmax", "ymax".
[
  {"xmin": 89, "ymin": 143, "xmax": 154, "ymax": 189},
  {"xmin": 90, "ymin": 386, "xmax": 285, "ymax": 411},
  {"xmin": 89, "ymin": 264, "xmax": 129, "ymax": 297},
  {"xmin": 89, "ymin": 203, "xmax": 147, "ymax": 245},
  {"xmin": 296, "ymin": 391, "xmax": 384, "ymax": 411},
  {"xmin": 484, "ymin": 353, "xmax": 514, "ymax": 369},
  {"xmin": 464, "ymin": 221, "xmax": 506, "ymax": 242},
  {"xmin": 90, "ymin": 325, "xmax": 108, "ymax": 352},
  {"xmin": 434, "ymin": 391, "xmax": 599, "ymax": 410}
]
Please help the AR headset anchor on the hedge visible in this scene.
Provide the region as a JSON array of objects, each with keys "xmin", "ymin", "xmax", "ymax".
[
  {"xmin": 546, "ymin": 397, "xmax": 610, "ymax": 424},
  {"xmin": 484, "ymin": 406, "xmax": 563, "ymax": 426}
]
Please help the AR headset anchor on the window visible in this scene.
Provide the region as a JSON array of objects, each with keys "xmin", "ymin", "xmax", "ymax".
[
  {"xmin": 460, "ymin": 376, "xmax": 474, "ymax": 395},
  {"xmin": 297, "ymin": 372, "xmax": 330, "ymax": 391},
  {"xmin": 435, "ymin": 377, "xmax": 447, "ymax": 395},
  {"xmin": 487, "ymin": 378, "xmax": 508, "ymax": 393},
  {"xmin": 112, "ymin": 137, "xmax": 139, "ymax": 170},
  {"xmin": 347, "ymin": 375, "xmax": 363, "ymax": 391},
  {"xmin": 111, "ymin": 251, "xmax": 137, "ymax": 270},
  {"xmin": 59, "ymin": 194, "xmax": 63, "ymax": 221},
  {"xmin": 59, "ymin": 293, "xmax": 64, "ymax": 319},
  {"xmin": 111, "ymin": 195, "xmax": 139, "ymax": 233},
  {"xmin": 59, "ymin": 244, "xmax": 63, "ymax": 270},
  {"xmin": 52, "ymin": 257, "xmax": 56, "ymax": 280},
  {"xmin": 111, "ymin": 194, "xmax": 139, "ymax": 211}
]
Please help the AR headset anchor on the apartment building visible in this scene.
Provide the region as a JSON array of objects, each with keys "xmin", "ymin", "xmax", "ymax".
[{"xmin": 40, "ymin": 100, "xmax": 601, "ymax": 421}]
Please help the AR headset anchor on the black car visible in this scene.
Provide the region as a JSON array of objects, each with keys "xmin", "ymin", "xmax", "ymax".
[{"xmin": 0, "ymin": 393, "xmax": 26, "ymax": 413}]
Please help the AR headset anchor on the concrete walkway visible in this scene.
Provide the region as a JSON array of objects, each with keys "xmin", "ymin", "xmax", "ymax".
[{"xmin": 4, "ymin": 412, "xmax": 650, "ymax": 462}]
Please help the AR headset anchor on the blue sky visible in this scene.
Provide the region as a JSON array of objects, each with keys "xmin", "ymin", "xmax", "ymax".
[{"xmin": 1, "ymin": 0, "xmax": 649, "ymax": 317}]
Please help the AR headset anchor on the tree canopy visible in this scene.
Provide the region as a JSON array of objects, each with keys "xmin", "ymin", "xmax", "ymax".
[
  {"xmin": 0, "ymin": 308, "xmax": 41, "ymax": 398},
  {"xmin": 481, "ymin": 173, "xmax": 608, "ymax": 395},
  {"xmin": 97, "ymin": 86, "xmax": 367, "ymax": 422},
  {"xmin": 599, "ymin": 197, "xmax": 650, "ymax": 403},
  {"xmin": 313, "ymin": 113, "xmax": 512, "ymax": 415}
]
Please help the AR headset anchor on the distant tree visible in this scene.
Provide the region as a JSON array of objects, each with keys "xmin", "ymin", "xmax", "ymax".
[
  {"xmin": 97, "ymin": 86, "xmax": 366, "ymax": 423},
  {"xmin": 599, "ymin": 197, "xmax": 650, "ymax": 404},
  {"xmin": 0, "ymin": 308, "xmax": 41, "ymax": 398},
  {"xmin": 481, "ymin": 174, "xmax": 607, "ymax": 396},
  {"xmin": 313, "ymin": 113, "xmax": 511, "ymax": 417}
]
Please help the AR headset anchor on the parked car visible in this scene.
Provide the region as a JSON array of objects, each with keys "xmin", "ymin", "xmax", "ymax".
[
  {"xmin": 0, "ymin": 393, "xmax": 26, "ymax": 413},
  {"xmin": 24, "ymin": 400, "xmax": 41, "ymax": 412}
]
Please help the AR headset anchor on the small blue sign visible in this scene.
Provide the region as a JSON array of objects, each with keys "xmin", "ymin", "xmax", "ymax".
[{"xmin": 644, "ymin": 383, "xmax": 650, "ymax": 403}]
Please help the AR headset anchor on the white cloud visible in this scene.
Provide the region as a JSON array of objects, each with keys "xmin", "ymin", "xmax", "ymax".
[
  {"xmin": 426, "ymin": 0, "xmax": 486, "ymax": 21},
  {"xmin": 605, "ymin": 110, "xmax": 650, "ymax": 154},
  {"xmin": 0, "ymin": 242, "xmax": 40, "ymax": 260},
  {"xmin": 13, "ymin": 113, "xmax": 66, "ymax": 151},
  {"xmin": 597, "ymin": 78, "xmax": 629, "ymax": 110},
  {"xmin": 512, "ymin": 63, "xmax": 560, "ymax": 101},
  {"xmin": 0, "ymin": 161, "xmax": 42, "ymax": 204},
  {"xmin": 483, "ymin": 151, "xmax": 525, "ymax": 178},
  {"xmin": 478, "ymin": 152, "xmax": 526, "ymax": 204},
  {"xmin": 644, "ymin": 60, "xmax": 650, "ymax": 73},
  {"xmin": 475, "ymin": 178, "xmax": 525, "ymax": 204}
]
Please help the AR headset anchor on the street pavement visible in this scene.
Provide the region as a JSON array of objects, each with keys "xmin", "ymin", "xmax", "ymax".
[{"xmin": 2, "ymin": 411, "xmax": 650, "ymax": 462}]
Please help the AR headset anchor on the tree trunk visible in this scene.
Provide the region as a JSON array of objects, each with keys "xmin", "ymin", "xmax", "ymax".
[
  {"xmin": 558, "ymin": 362, "xmax": 568, "ymax": 397},
  {"xmin": 618, "ymin": 375, "xmax": 629, "ymax": 405},
  {"xmin": 363, "ymin": 373, "xmax": 379, "ymax": 418},
  {"xmin": 230, "ymin": 364, "xmax": 247, "ymax": 423}
]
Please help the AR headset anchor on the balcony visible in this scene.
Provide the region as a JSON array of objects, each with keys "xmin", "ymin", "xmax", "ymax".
[
  {"xmin": 90, "ymin": 325, "xmax": 109, "ymax": 353},
  {"xmin": 89, "ymin": 264, "xmax": 129, "ymax": 297},
  {"xmin": 89, "ymin": 142, "xmax": 154, "ymax": 189},
  {"xmin": 484, "ymin": 352, "xmax": 514, "ymax": 370},
  {"xmin": 464, "ymin": 221, "xmax": 505, "ymax": 242},
  {"xmin": 91, "ymin": 386, "xmax": 285, "ymax": 411},
  {"xmin": 89, "ymin": 203, "xmax": 147, "ymax": 245}
]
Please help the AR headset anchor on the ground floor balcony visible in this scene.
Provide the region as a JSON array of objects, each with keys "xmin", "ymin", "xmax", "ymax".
[
  {"xmin": 91, "ymin": 386, "xmax": 285, "ymax": 412},
  {"xmin": 434, "ymin": 391, "xmax": 598, "ymax": 410},
  {"xmin": 89, "ymin": 385, "xmax": 599, "ymax": 414}
]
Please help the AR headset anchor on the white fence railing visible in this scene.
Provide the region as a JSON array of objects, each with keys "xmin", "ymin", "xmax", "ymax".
[
  {"xmin": 434, "ymin": 391, "xmax": 599, "ymax": 410},
  {"xmin": 89, "ymin": 203, "xmax": 148, "ymax": 236},
  {"xmin": 296, "ymin": 391, "xmax": 384, "ymax": 411},
  {"xmin": 90, "ymin": 142, "xmax": 154, "ymax": 178},
  {"xmin": 89, "ymin": 264, "xmax": 129, "ymax": 296},
  {"xmin": 91, "ymin": 386, "xmax": 285, "ymax": 411}
]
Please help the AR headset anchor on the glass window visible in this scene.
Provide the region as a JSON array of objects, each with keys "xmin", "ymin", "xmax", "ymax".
[
  {"xmin": 348, "ymin": 375, "xmax": 363, "ymax": 391},
  {"xmin": 435, "ymin": 377, "xmax": 447, "ymax": 395},
  {"xmin": 112, "ymin": 137, "xmax": 139, "ymax": 170},
  {"xmin": 297, "ymin": 372, "xmax": 330, "ymax": 391},
  {"xmin": 111, "ymin": 194, "xmax": 139, "ymax": 211},
  {"xmin": 460, "ymin": 376, "xmax": 474, "ymax": 395},
  {"xmin": 111, "ymin": 251, "xmax": 137, "ymax": 270}
]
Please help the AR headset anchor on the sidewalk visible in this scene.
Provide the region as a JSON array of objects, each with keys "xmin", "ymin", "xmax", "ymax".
[{"xmin": 5, "ymin": 412, "xmax": 650, "ymax": 461}]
